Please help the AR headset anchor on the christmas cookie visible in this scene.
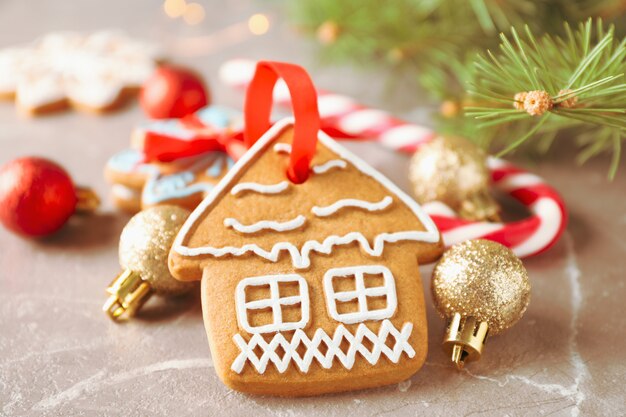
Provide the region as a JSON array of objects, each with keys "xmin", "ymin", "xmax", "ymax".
[
  {"xmin": 169, "ymin": 62, "xmax": 443, "ymax": 396},
  {"xmin": 0, "ymin": 31, "xmax": 160, "ymax": 115},
  {"xmin": 130, "ymin": 105, "xmax": 242, "ymax": 153},
  {"xmin": 105, "ymin": 105, "xmax": 241, "ymax": 212},
  {"xmin": 105, "ymin": 149, "xmax": 233, "ymax": 212}
]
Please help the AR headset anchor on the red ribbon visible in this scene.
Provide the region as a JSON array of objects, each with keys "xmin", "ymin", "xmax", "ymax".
[
  {"xmin": 141, "ymin": 113, "xmax": 246, "ymax": 162},
  {"xmin": 142, "ymin": 62, "xmax": 353, "ymax": 172},
  {"xmin": 244, "ymin": 61, "xmax": 320, "ymax": 184}
]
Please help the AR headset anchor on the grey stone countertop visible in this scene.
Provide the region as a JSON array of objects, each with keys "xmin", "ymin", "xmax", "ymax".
[{"xmin": 1, "ymin": 1, "xmax": 625, "ymax": 416}]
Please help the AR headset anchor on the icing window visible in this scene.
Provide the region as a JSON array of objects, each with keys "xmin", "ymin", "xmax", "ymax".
[
  {"xmin": 323, "ymin": 265, "xmax": 397, "ymax": 324},
  {"xmin": 235, "ymin": 274, "xmax": 310, "ymax": 334}
]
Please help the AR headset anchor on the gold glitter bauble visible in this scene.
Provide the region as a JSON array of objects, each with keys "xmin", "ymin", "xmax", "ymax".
[
  {"xmin": 431, "ymin": 239, "xmax": 530, "ymax": 335},
  {"xmin": 119, "ymin": 205, "xmax": 194, "ymax": 296},
  {"xmin": 409, "ymin": 135, "xmax": 499, "ymax": 221}
]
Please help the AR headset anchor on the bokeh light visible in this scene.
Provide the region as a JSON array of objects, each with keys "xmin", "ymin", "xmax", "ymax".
[
  {"xmin": 183, "ymin": 3, "xmax": 205, "ymax": 25},
  {"xmin": 164, "ymin": 0, "xmax": 205, "ymax": 25},
  {"xmin": 163, "ymin": 0, "xmax": 187, "ymax": 18},
  {"xmin": 248, "ymin": 14, "xmax": 270, "ymax": 35},
  {"xmin": 183, "ymin": 3, "xmax": 206, "ymax": 25}
]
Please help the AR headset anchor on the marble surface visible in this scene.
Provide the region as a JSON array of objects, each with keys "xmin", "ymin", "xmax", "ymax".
[{"xmin": 1, "ymin": 1, "xmax": 625, "ymax": 416}]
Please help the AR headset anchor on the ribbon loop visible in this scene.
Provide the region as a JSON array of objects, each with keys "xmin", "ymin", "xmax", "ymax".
[{"xmin": 244, "ymin": 61, "xmax": 320, "ymax": 183}]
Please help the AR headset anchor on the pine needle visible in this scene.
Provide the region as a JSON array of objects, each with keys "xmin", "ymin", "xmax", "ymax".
[{"xmin": 468, "ymin": 19, "xmax": 626, "ymax": 177}]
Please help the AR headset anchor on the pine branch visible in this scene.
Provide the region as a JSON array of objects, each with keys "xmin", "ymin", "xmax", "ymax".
[
  {"xmin": 290, "ymin": 0, "xmax": 626, "ymax": 100},
  {"xmin": 467, "ymin": 19, "xmax": 626, "ymax": 179},
  {"xmin": 289, "ymin": 2, "xmax": 626, "ymax": 178}
]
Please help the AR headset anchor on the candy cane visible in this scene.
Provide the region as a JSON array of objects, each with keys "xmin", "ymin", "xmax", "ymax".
[
  {"xmin": 219, "ymin": 59, "xmax": 568, "ymax": 257},
  {"xmin": 421, "ymin": 158, "xmax": 566, "ymax": 258}
]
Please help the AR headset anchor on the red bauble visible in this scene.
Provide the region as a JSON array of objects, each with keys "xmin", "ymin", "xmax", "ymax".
[
  {"xmin": 140, "ymin": 65, "xmax": 209, "ymax": 119},
  {"xmin": 0, "ymin": 157, "xmax": 78, "ymax": 237}
]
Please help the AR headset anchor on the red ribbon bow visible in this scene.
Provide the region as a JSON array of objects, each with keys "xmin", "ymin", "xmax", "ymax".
[{"xmin": 141, "ymin": 113, "xmax": 247, "ymax": 163}]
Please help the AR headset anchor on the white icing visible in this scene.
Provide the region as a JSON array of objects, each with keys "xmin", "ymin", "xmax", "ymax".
[
  {"xmin": 0, "ymin": 49, "xmax": 26, "ymax": 93},
  {"xmin": 224, "ymin": 215, "xmax": 306, "ymax": 234},
  {"xmin": 273, "ymin": 143, "xmax": 292, "ymax": 154},
  {"xmin": 323, "ymin": 265, "xmax": 397, "ymax": 324},
  {"xmin": 173, "ymin": 118, "xmax": 440, "ymax": 269},
  {"xmin": 66, "ymin": 77, "xmax": 123, "ymax": 107},
  {"xmin": 142, "ymin": 171, "xmax": 214, "ymax": 205},
  {"xmin": 15, "ymin": 73, "xmax": 65, "ymax": 107},
  {"xmin": 0, "ymin": 31, "xmax": 158, "ymax": 109},
  {"xmin": 196, "ymin": 105, "xmax": 243, "ymax": 130},
  {"xmin": 311, "ymin": 159, "xmax": 347, "ymax": 174},
  {"xmin": 136, "ymin": 119, "xmax": 196, "ymax": 141},
  {"xmin": 180, "ymin": 231, "xmax": 432, "ymax": 270},
  {"xmin": 111, "ymin": 184, "xmax": 140, "ymax": 201},
  {"xmin": 235, "ymin": 274, "xmax": 309, "ymax": 334},
  {"xmin": 142, "ymin": 154, "xmax": 227, "ymax": 205},
  {"xmin": 106, "ymin": 149, "xmax": 144, "ymax": 173},
  {"xmin": 231, "ymin": 319, "xmax": 415, "ymax": 374},
  {"xmin": 230, "ymin": 181, "xmax": 289, "ymax": 196},
  {"xmin": 312, "ymin": 196, "xmax": 393, "ymax": 218}
]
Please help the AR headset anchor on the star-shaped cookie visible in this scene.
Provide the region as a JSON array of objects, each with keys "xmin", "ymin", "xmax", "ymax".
[{"xmin": 0, "ymin": 30, "xmax": 160, "ymax": 115}]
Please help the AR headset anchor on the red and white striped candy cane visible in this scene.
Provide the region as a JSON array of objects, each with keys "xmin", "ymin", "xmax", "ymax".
[
  {"xmin": 219, "ymin": 59, "xmax": 568, "ymax": 258},
  {"xmin": 421, "ymin": 158, "xmax": 567, "ymax": 258}
]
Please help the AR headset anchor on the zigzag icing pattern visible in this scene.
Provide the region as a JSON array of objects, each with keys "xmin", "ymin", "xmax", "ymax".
[
  {"xmin": 312, "ymin": 196, "xmax": 393, "ymax": 217},
  {"xmin": 231, "ymin": 319, "xmax": 415, "ymax": 374}
]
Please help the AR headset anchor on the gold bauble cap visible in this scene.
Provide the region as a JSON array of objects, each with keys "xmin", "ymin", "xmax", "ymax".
[{"xmin": 431, "ymin": 239, "xmax": 531, "ymax": 368}]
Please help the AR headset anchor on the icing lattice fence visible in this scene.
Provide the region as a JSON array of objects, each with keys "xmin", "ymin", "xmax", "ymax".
[{"xmin": 231, "ymin": 320, "xmax": 415, "ymax": 374}]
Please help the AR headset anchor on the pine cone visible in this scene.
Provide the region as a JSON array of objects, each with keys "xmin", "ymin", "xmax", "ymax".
[
  {"xmin": 523, "ymin": 90, "xmax": 553, "ymax": 116},
  {"xmin": 557, "ymin": 89, "xmax": 578, "ymax": 108},
  {"xmin": 513, "ymin": 92, "xmax": 527, "ymax": 111}
]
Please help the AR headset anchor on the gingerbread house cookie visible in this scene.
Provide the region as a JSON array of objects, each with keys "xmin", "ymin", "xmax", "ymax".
[{"xmin": 169, "ymin": 117, "xmax": 443, "ymax": 396}]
